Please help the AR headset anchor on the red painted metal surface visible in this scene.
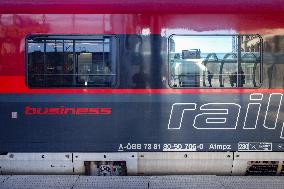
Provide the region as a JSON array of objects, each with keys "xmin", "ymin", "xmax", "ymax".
[
  {"xmin": 0, "ymin": 0, "xmax": 284, "ymax": 14},
  {"xmin": 0, "ymin": 2, "xmax": 284, "ymax": 94},
  {"xmin": 1, "ymin": 75, "xmax": 284, "ymax": 94}
]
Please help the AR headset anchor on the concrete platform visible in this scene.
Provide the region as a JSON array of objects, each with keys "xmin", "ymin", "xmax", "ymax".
[{"xmin": 0, "ymin": 175, "xmax": 284, "ymax": 189}]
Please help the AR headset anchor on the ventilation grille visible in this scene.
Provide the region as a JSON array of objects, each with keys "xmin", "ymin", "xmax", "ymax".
[
  {"xmin": 245, "ymin": 161, "xmax": 279, "ymax": 176},
  {"xmin": 85, "ymin": 161, "xmax": 127, "ymax": 176},
  {"xmin": 280, "ymin": 162, "xmax": 284, "ymax": 176}
]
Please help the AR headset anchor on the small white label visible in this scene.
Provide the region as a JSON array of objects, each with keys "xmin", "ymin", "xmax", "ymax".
[{"xmin": 12, "ymin": 112, "xmax": 18, "ymax": 119}]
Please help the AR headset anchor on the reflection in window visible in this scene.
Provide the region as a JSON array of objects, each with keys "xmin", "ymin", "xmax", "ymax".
[
  {"xmin": 45, "ymin": 40, "xmax": 74, "ymax": 86},
  {"xmin": 28, "ymin": 43, "xmax": 44, "ymax": 86},
  {"xmin": 169, "ymin": 35, "xmax": 262, "ymax": 88},
  {"xmin": 27, "ymin": 36, "xmax": 117, "ymax": 87},
  {"xmin": 76, "ymin": 38, "xmax": 115, "ymax": 87}
]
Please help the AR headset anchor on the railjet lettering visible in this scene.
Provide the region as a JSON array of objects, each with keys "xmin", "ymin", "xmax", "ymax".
[
  {"xmin": 168, "ymin": 93, "xmax": 284, "ymax": 139},
  {"xmin": 25, "ymin": 106, "xmax": 112, "ymax": 115}
]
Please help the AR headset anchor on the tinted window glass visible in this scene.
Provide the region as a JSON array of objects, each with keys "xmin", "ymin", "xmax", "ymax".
[
  {"xmin": 75, "ymin": 38, "xmax": 115, "ymax": 87},
  {"xmin": 27, "ymin": 42, "xmax": 45, "ymax": 87},
  {"xmin": 45, "ymin": 40, "xmax": 74, "ymax": 86},
  {"xmin": 27, "ymin": 35, "xmax": 117, "ymax": 88},
  {"xmin": 169, "ymin": 35, "xmax": 262, "ymax": 88}
]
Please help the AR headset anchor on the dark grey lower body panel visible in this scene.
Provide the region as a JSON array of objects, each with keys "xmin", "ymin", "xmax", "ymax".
[{"xmin": 0, "ymin": 93, "xmax": 284, "ymax": 152}]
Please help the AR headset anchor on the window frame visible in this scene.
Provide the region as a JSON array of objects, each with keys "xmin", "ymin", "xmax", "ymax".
[
  {"xmin": 168, "ymin": 34, "xmax": 263, "ymax": 89},
  {"xmin": 25, "ymin": 34, "xmax": 119, "ymax": 88}
]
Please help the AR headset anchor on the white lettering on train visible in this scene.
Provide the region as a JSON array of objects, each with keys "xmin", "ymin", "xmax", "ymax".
[{"xmin": 168, "ymin": 93, "xmax": 284, "ymax": 139}]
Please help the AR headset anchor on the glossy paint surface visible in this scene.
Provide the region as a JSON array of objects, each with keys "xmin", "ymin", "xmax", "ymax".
[
  {"xmin": 1, "ymin": 13, "xmax": 284, "ymax": 93},
  {"xmin": 1, "ymin": 1, "xmax": 284, "ymax": 152},
  {"xmin": 1, "ymin": 0, "xmax": 284, "ymax": 14}
]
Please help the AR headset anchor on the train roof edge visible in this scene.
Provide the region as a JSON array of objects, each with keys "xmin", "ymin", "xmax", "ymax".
[{"xmin": 0, "ymin": 0, "xmax": 284, "ymax": 14}]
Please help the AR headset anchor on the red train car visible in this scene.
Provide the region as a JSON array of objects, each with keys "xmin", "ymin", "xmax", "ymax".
[{"xmin": 0, "ymin": 0, "xmax": 284, "ymax": 176}]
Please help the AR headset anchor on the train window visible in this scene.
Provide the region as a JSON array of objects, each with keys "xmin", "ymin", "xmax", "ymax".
[
  {"xmin": 27, "ymin": 42, "xmax": 45, "ymax": 87},
  {"xmin": 169, "ymin": 35, "xmax": 262, "ymax": 88},
  {"xmin": 45, "ymin": 40, "xmax": 74, "ymax": 87},
  {"xmin": 26, "ymin": 35, "xmax": 117, "ymax": 88}
]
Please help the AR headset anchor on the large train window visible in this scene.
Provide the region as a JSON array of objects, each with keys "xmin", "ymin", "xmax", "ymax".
[
  {"xmin": 169, "ymin": 35, "xmax": 262, "ymax": 88},
  {"xmin": 26, "ymin": 35, "xmax": 117, "ymax": 88}
]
